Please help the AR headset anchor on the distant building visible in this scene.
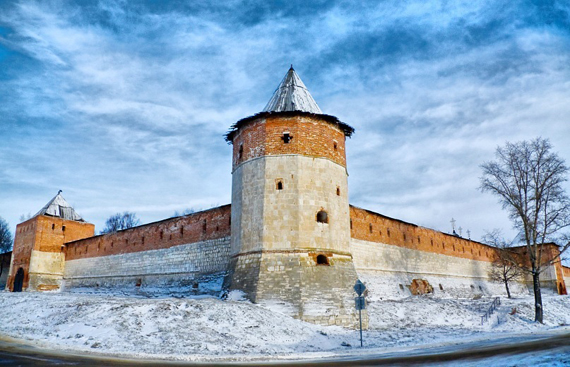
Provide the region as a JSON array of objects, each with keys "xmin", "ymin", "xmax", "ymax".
[{"xmin": 7, "ymin": 67, "xmax": 569, "ymax": 327}]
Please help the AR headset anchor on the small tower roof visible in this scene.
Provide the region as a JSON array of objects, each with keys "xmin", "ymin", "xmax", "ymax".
[
  {"xmin": 33, "ymin": 190, "xmax": 84, "ymax": 222},
  {"xmin": 263, "ymin": 66, "xmax": 323, "ymax": 114}
]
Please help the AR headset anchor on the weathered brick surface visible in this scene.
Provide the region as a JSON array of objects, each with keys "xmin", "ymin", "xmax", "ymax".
[
  {"xmin": 350, "ymin": 206, "xmax": 499, "ymax": 263},
  {"xmin": 65, "ymin": 236, "xmax": 230, "ymax": 291},
  {"xmin": 64, "ymin": 205, "xmax": 230, "ymax": 260},
  {"xmin": 227, "ymin": 113, "xmax": 360, "ymax": 328},
  {"xmin": 230, "ymin": 115, "xmax": 347, "ymax": 170},
  {"xmin": 7, "ymin": 215, "xmax": 94, "ymax": 291}
]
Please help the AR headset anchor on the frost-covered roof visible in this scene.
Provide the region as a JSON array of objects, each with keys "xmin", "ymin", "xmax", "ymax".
[
  {"xmin": 263, "ymin": 66, "xmax": 322, "ymax": 114},
  {"xmin": 225, "ymin": 67, "xmax": 354, "ymax": 142},
  {"xmin": 34, "ymin": 191, "xmax": 84, "ymax": 222}
]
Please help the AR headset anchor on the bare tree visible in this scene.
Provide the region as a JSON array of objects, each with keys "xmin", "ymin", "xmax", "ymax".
[
  {"xmin": 100, "ymin": 212, "xmax": 141, "ymax": 234},
  {"xmin": 172, "ymin": 208, "xmax": 196, "ymax": 217},
  {"xmin": 0, "ymin": 216, "xmax": 13, "ymax": 278},
  {"xmin": 483, "ymin": 230, "xmax": 522, "ymax": 298},
  {"xmin": 480, "ymin": 138, "xmax": 570, "ymax": 323}
]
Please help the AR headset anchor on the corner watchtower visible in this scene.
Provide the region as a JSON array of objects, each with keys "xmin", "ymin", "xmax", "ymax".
[
  {"xmin": 7, "ymin": 191, "xmax": 94, "ymax": 292},
  {"xmin": 224, "ymin": 67, "xmax": 362, "ymax": 327}
]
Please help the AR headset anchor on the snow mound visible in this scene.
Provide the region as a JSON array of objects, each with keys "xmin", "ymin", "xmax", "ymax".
[{"xmin": 0, "ymin": 291, "xmax": 569, "ymax": 362}]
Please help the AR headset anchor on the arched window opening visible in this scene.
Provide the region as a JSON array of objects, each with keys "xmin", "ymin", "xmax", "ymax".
[
  {"xmin": 316, "ymin": 254, "xmax": 329, "ymax": 265},
  {"xmin": 316, "ymin": 210, "xmax": 328, "ymax": 224},
  {"xmin": 13, "ymin": 267, "xmax": 25, "ymax": 292},
  {"xmin": 238, "ymin": 144, "xmax": 243, "ymax": 160},
  {"xmin": 276, "ymin": 180, "xmax": 283, "ymax": 190}
]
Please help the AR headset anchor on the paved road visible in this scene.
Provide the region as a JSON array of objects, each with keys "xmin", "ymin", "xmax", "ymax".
[{"xmin": 1, "ymin": 332, "xmax": 569, "ymax": 366}]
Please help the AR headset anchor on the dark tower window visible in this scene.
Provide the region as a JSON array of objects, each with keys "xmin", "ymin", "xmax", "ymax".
[
  {"xmin": 316, "ymin": 254, "xmax": 329, "ymax": 265},
  {"xmin": 336, "ymin": 187, "xmax": 340, "ymax": 196},
  {"xmin": 238, "ymin": 144, "xmax": 243, "ymax": 160},
  {"xmin": 333, "ymin": 141, "xmax": 338, "ymax": 150},
  {"xmin": 202, "ymin": 219, "xmax": 207, "ymax": 233},
  {"xmin": 281, "ymin": 132, "xmax": 292, "ymax": 143},
  {"xmin": 369, "ymin": 223, "xmax": 373, "ymax": 233},
  {"xmin": 316, "ymin": 210, "xmax": 328, "ymax": 223},
  {"xmin": 276, "ymin": 180, "xmax": 283, "ymax": 190},
  {"xmin": 62, "ymin": 225, "xmax": 66, "ymax": 232}
]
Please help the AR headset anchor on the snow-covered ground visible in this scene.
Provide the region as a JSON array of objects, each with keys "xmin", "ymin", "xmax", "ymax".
[{"xmin": 0, "ymin": 289, "xmax": 569, "ymax": 363}]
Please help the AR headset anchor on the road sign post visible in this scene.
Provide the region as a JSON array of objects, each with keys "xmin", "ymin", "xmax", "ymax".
[{"xmin": 354, "ymin": 279, "xmax": 366, "ymax": 347}]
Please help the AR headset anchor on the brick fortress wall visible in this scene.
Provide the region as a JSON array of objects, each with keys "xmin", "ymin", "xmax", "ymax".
[
  {"xmin": 63, "ymin": 205, "xmax": 231, "ymax": 293},
  {"xmin": 349, "ymin": 206, "xmax": 535, "ymax": 298}
]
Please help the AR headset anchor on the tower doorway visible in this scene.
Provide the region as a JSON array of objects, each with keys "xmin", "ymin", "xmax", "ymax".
[{"xmin": 13, "ymin": 267, "xmax": 24, "ymax": 292}]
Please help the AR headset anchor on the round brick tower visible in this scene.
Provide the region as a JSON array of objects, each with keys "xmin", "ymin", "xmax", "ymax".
[{"xmin": 224, "ymin": 67, "xmax": 361, "ymax": 327}]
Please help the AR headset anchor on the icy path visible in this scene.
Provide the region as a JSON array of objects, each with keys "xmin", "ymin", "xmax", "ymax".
[{"xmin": 0, "ymin": 291, "xmax": 569, "ymax": 362}]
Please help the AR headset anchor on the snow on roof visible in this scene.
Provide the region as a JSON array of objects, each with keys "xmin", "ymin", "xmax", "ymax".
[
  {"xmin": 33, "ymin": 190, "xmax": 84, "ymax": 222},
  {"xmin": 263, "ymin": 66, "xmax": 323, "ymax": 114}
]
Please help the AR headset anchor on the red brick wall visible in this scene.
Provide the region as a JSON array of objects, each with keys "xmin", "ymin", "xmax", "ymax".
[
  {"xmin": 230, "ymin": 115, "xmax": 347, "ymax": 170},
  {"xmin": 65, "ymin": 205, "xmax": 231, "ymax": 260},
  {"xmin": 9, "ymin": 218, "xmax": 37, "ymax": 290},
  {"xmin": 8, "ymin": 215, "xmax": 94, "ymax": 290},
  {"xmin": 350, "ymin": 206, "xmax": 499, "ymax": 263}
]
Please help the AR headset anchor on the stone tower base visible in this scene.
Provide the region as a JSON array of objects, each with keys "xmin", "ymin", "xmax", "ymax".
[{"xmin": 225, "ymin": 250, "xmax": 368, "ymax": 328}]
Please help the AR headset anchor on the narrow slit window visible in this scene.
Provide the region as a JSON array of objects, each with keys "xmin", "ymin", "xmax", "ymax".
[
  {"xmin": 238, "ymin": 144, "xmax": 243, "ymax": 160},
  {"xmin": 336, "ymin": 187, "xmax": 340, "ymax": 196},
  {"xmin": 333, "ymin": 141, "xmax": 338, "ymax": 150},
  {"xmin": 276, "ymin": 180, "xmax": 283, "ymax": 190},
  {"xmin": 369, "ymin": 223, "xmax": 373, "ymax": 233}
]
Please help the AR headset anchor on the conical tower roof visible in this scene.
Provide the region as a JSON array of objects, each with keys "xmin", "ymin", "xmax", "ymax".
[
  {"xmin": 33, "ymin": 190, "xmax": 84, "ymax": 222},
  {"xmin": 263, "ymin": 66, "xmax": 322, "ymax": 114}
]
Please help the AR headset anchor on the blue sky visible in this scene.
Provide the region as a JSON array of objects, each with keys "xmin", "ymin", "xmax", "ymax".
[{"xmin": 1, "ymin": 0, "xmax": 570, "ymax": 246}]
